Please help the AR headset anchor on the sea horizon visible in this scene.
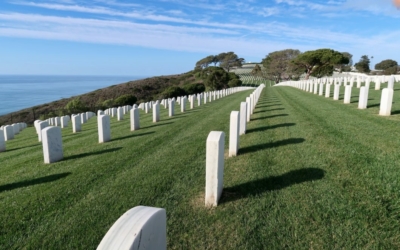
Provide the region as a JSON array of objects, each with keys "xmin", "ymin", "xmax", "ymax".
[{"xmin": 0, "ymin": 75, "xmax": 149, "ymax": 116}]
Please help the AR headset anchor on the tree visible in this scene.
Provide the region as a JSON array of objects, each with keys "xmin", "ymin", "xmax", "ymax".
[
  {"xmin": 262, "ymin": 49, "xmax": 301, "ymax": 83},
  {"xmin": 354, "ymin": 55, "xmax": 371, "ymax": 73},
  {"xmin": 204, "ymin": 67, "xmax": 230, "ymax": 90},
  {"xmin": 292, "ymin": 49, "xmax": 349, "ymax": 79},
  {"xmin": 195, "ymin": 55, "xmax": 216, "ymax": 69},
  {"xmin": 194, "ymin": 52, "xmax": 244, "ymax": 72},
  {"xmin": 337, "ymin": 52, "xmax": 353, "ymax": 72},
  {"xmin": 218, "ymin": 52, "xmax": 245, "ymax": 72},
  {"xmin": 375, "ymin": 59, "xmax": 398, "ymax": 75},
  {"xmin": 375, "ymin": 59, "xmax": 398, "ymax": 70},
  {"xmin": 251, "ymin": 64, "xmax": 262, "ymax": 76}
]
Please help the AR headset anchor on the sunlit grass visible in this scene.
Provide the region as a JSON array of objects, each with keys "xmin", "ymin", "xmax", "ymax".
[{"xmin": 2, "ymin": 83, "xmax": 400, "ymax": 249}]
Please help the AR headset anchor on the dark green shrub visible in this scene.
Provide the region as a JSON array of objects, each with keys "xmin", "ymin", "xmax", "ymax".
[
  {"xmin": 65, "ymin": 98, "xmax": 87, "ymax": 113},
  {"xmin": 114, "ymin": 94, "xmax": 137, "ymax": 106},
  {"xmin": 182, "ymin": 83, "xmax": 205, "ymax": 95},
  {"xmin": 160, "ymin": 86, "xmax": 186, "ymax": 98},
  {"xmin": 102, "ymin": 99, "xmax": 114, "ymax": 108},
  {"xmin": 228, "ymin": 79, "xmax": 242, "ymax": 87}
]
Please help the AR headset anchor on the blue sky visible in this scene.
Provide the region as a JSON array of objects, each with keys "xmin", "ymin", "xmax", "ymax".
[{"xmin": 0, "ymin": 0, "xmax": 399, "ymax": 76}]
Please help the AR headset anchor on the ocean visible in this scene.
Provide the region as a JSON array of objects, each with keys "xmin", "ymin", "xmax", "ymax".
[{"xmin": 0, "ymin": 75, "xmax": 145, "ymax": 116}]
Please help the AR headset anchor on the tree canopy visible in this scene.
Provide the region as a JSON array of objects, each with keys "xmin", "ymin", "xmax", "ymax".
[
  {"xmin": 354, "ymin": 55, "xmax": 371, "ymax": 73},
  {"xmin": 262, "ymin": 49, "xmax": 302, "ymax": 83},
  {"xmin": 375, "ymin": 59, "xmax": 398, "ymax": 75},
  {"xmin": 195, "ymin": 55, "xmax": 217, "ymax": 69},
  {"xmin": 375, "ymin": 59, "xmax": 397, "ymax": 70},
  {"xmin": 337, "ymin": 52, "xmax": 353, "ymax": 72},
  {"xmin": 292, "ymin": 49, "xmax": 349, "ymax": 79},
  {"xmin": 203, "ymin": 66, "xmax": 242, "ymax": 90},
  {"xmin": 251, "ymin": 64, "xmax": 262, "ymax": 77},
  {"xmin": 195, "ymin": 52, "xmax": 244, "ymax": 72}
]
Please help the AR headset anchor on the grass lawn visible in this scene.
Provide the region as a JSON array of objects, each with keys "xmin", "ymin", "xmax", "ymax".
[{"xmin": 1, "ymin": 83, "xmax": 400, "ymax": 249}]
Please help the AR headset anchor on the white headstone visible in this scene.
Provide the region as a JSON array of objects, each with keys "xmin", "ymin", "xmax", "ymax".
[
  {"xmin": 344, "ymin": 85, "xmax": 351, "ymax": 104},
  {"xmin": 130, "ymin": 108, "xmax": 140, "ymax": 131},
  {"xmin": 0, "ymin": 130, "xmax": 5, "ymax": 152},
  {"xmin": 81, "ymin": 113, "xmax": 87, "ymax": 124},
  {"xmin": 246, "ymin": 97, "xmax": 251, "ymax": 122},
  {"xmin": 375, "ymin": 77, "xmax": 381, "ymax": 90},
  {"xmin": 153, "ymin": 103, "xmax": 160, "ymax": 122},
  {"xmin": 34, "ymin": 120, "xmax": 41, "ymax": 134},
  {"xmin": 61, "ymin": 116, "xmax": 68, "ymax": 128},
  {"xmin": 72, "ymin": 115, "xmax": 81, "ymax": 133},
  {"xmin": 333, "ymin": 84, "xmax": 340, "ymax": 100},
  {"xmin": 325, "ymin": 84, "xmax": 331, "ymax": 98},
  {"xmin": 42, "ymin": 126, "xmax": 63, "ymax": 164},
  {"xmin": 117, "ymin": 107, "xmax": 123, "ymax": 121},
  {"xmin": 358, "ymin": 86, "xmax": 368, "ymax": 109},
  {"xmin": 319, "ymin": 83, "xmax": 324, "ymax": 96},
  {"xmin": 379, "ymin": 88, "xmax": 394, "ymax": 116},
  {"xmin": 55, "ymin": 117, "xmax": 61, "ymax": 126},
  {"xmin": 229, "ymin": 111, "xmax": 240, "ymax": 157},
  {"xmin": 181, "ymin": 97, "xmax": 186, "ymax": 113},
  {"xmin": 3, "ymin": 125, "xmax": 14, "ymax": 141},
  {"xmin": 239, "ymin": 102, "xmax": 247, "ymax": 135},
  {"xmin": 190, "ymin": 96, "xmax": 194, "ymax": 109},
  {"xmin": 388, "ymin": 75, "xmax": 395, "ymax": 90},
  {"xmin": 38, "ymin": 121, "xmax": 49, "ymax": 142},
  {"xmin": 205, "ymin": 131, "xmax": 225, "ymax": 207},
  {"xmin": 97, "ymin": 206, "xmax": 167, "ymax": 250},
  {"xmin": 98, "ymin": 114, "xmax": 111, "ymax": 143},
  {"xmin": 12, "ymin": 124, "xmax": 19, "ymax": 135},
  {"xmin": 169, "ymin": 100, "xmax": 175, "ymax": 117}
]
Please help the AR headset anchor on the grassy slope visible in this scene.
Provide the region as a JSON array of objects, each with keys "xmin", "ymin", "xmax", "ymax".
[{"xmin": 2, "ymin": 83, "xmax": 400, "ymax": 249}]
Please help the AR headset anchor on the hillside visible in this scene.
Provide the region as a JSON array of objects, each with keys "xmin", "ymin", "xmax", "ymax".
[{"xmin": 0, "ymin": 67, "xmax": 247, "ymax": 126}]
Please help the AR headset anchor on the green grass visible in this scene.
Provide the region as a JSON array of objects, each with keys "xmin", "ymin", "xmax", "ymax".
[{"xmin": 2, "ymin": 83, "xmax": 400, "ymax": 249}]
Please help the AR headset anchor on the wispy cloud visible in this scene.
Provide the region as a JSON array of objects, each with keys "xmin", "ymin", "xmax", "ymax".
[{"xmin": 1, "ymin": 0, "xmax": 400, "ymax": 67}]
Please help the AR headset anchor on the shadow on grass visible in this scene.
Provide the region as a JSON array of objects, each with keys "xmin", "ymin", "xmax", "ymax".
[
  {"xmin": 6, "ymin": 144, "xmax": 39, "ymax": 152},
  {"xmin": 391, "ymin": 110, "xmax": 400, "ymax": 115},
  {"xmin": 220, "ymin": 168, "xmax": 325, "ymax": 203},
  {"xmin": 251, "ymin": 114, "xmax": 289, "ymax": 121},
  {"xmin": 0, "ymin": 172, "xmax": 71, "ymax": 193},
  {"xmin": 64, "ymin": 147, "xmax": 122, "ymax": 161},
  {"xmin": 351, "ymin": 98, "xmax": 374, "ymax": 104},
  {"xmin": 172, "ymin": 115, "xmax": 188, "ymax": 119},
  {"xmin": 254, "ymin": 108, "xmax": 285, "ymax": 114},
  {"xmin": 367, "ymin": 103, "xmax": 381, "ymax": 108},
  {"xmin": 142, "ymin": 122, "xmax": 174, "ymax": 129},
  {"xmin": 246, "ymin": 123, "xmax": 296, "ymax": 134},
  {"xmin": 255, "ymin": 104, "xmax": 282, "ymax": 109},
  {"xmin": 239, "ymin": 138, "xmax": 305, "ymax": 154},
  {"xmin": 113, "ymin": 131, "xmax": 155, "ymax": 142}
]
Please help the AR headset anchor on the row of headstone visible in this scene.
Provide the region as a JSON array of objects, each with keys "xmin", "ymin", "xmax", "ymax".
[
  {"xmin": 10, "ymin": 86, "xmax": 255, "ymax": 164},
  {"xmin": 132, "ymin": 87, "xmax": 256, "ymax": 126},
  {"xmin": 0, "ymin": 122, "xmax": 28, "ymax": 152},
  {"xmin": 31, "ymin": 112, "xmax": 97, "ymax": 163},
  {"xmin": 96, "ymin": 84, "xmax": 265, "ymax": 249},
  {"xmin": 276, "ymin": 75, "xmax": 397, "ymax": 116},
  {"xmin": 45, "ymin": 115, "xmax": 70, "ymax": 128},
  {"xmin": 206, "ymin": 84, "xmax": 265, "ymax": 207}
]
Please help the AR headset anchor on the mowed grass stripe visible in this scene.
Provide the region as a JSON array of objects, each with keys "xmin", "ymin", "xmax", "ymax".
[
  {"xmin": 1, "ymin": 90, "xmax": 255, "ymax": 249},
  {"xmin": 2, "ymin": 84, "xmax": 400, "ymax": 249}
]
